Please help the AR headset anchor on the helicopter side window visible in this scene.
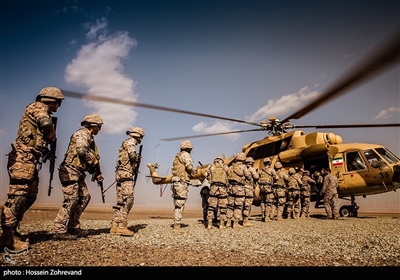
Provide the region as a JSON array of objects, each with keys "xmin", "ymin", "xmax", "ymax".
[
  {"xmin": 375, "ymin": 147, "xmax": 400, "ymax": 164},
  {"xmin": 346, "ymin": 151, "xmax": 367, "ymax": 172}
]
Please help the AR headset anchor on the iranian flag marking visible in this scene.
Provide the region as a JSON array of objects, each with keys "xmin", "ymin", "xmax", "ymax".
[{"xmin": 332, "ymin": 157, "xmax": 343, "ymax": 166}]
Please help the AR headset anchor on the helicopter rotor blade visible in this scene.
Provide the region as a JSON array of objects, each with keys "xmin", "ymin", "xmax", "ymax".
[
  {"xmin": 293, "ymin": 123, "xmax": 400, "ymax": 129},
  {"xmin": 281, "ymin": 28, "xmax": 400, "ymax": 124},
  {"xmin": 62, "ymin": 90, "xmax": 261, "ymax": 127},
  {"xmin": 160, "ymin": 128, "xmax": 262, "ymax": 141}
]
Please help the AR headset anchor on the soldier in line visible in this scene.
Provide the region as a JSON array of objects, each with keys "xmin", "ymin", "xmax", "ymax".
[
  {"xmin": 312, "ymin": 169, "xmax": 325, "ymax": 207},
  {"xmin": 204, "ymin": 156, "xmax": 229, "ymax": 229},
  {"xmin": 0, "ymin": 87, "xmax": 64, "ymax": 250},
  {"xmin": 242, "ymin": 157, "xmax": 259, "ymax": 227},
  {"xmin": 226, "ymin": 152, "xmax": 251, "ymax": 228},
  {"xmin": 53, "ymin": 114, "xmax": 104, "ymax": 240},
  {"xmin": 171, "ymin": 140, "xmax": 197, "ymax": 233},
  {"xmin": 110, "ymin": 127, "xmax": 145, "ymax": 236},
  {"xmin": 258, "ymin": 157, "xmax": 276, "ymax": 222},
  {"xmin": 319, "ymin": 168, "xmax": 340, "ymax": 219},
  {"xmin": 300, "ymin": 169, "xmax": 316, "ymax": 218},
  {"xmin": 200, "ymin": 183, "xmax": 210, "ymax": 223},
  {"xmin": 286, "ymin": 168, "xmax": 301, "ymax": 219},
  {"xmin": 270, "ymin": 162, "xmax": 289, "ymax": 221}
]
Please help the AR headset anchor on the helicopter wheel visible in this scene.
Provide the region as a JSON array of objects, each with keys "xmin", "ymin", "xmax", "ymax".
[{"xmin": 339, "ymin": 206, "xmax": 351, "ymax": 217}]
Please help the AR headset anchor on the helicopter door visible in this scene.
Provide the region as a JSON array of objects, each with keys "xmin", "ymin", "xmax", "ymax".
[{"xmin": 342, "ymin": 151, "xmax": 368, "ymax": 190}]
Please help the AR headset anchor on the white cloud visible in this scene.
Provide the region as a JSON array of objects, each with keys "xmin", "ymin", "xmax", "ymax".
[
  {"xmin": 246, "ymin": 86, "xmax": 320, "ymax": 122},
  {"xmin": 190, "ymin": 86, "xmax": 321, "ymax": 141},
  {"xmin": 192, "ymin": 121, "xmax": 239, "ymax": 141},
  {"xmin": 65, "ymin": 18, "xmax": 138, "ymax": 135},
  {"xmin": 373, "ymin": 107, "xmax": 400, "ymax": 120}
]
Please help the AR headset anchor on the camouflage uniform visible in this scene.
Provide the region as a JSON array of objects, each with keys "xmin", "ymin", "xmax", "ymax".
[
  {"xmin": 286, "ymin": 168, "xmax": 301, "ymax": 219},
  {"xmin": 271, "ymin": 162, "xmax": 288, "ymax": 221},
  {"xmin": 205, "ymin": 156, "xmax": 229, "ymax": 229},
  {"xmin": 171, "ymin": 140, "xmax": 196, "ymax": 232},
  {"xmin": 53, "ymin": 114, "xmax": 103, "ymax": 240},
  {"xmin": 226, "ymin": 153, "xmax": 251, "ymax": 228},
  {"xmin": 320, "ymin": 169, "xmax": 339, "ymax": 219},
  {"xmin": 1, "ymin": 87, "xmax": 63, "ymax": 250},
  {"xmin": 110, "ymin": 127, "xmax": 144, "ymax": 236},
  {"xmin": 300, "ymin": 170, "xmax": 316, "ymax": 218},
  {"xmin": 242, "ymin": 157, "xmax": 259, "ymax": 227},
  {"xmin": 258, "ymin": 158, "xmax": 276, "ymax": 222}
]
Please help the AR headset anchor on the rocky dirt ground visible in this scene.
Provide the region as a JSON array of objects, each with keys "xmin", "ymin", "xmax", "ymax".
[{"xmin": 1, "ymin": 206, "xmax": 399, "ymax": 279}]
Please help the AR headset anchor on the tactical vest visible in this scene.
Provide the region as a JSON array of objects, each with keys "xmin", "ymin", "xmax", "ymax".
[
  {"xmin": 259, "ymin": 167, "xmax": 274, "ymax": 185},
  {"xmin": 228, "ymin": 163, "xmax": 244, "ymax": 184},
  {"xmin": 172, "ymin": 151, "xmax": 189, "ymax": 181},
  {"xmin": 288, "ymin": 176, "xmax": 299, "ymax": 190},
  {"xmin": 64, "ymin": 128, "xmax": 98, "ymax": 170},
  {"xmin": 15, "ymin": 111, "xmax": 46, "ymax": 154},
  {"xmin": 275, "ymin": 170, "xmax": 286, "ymax": 187},
  {"xmin": 209, "ymin": 162, "xmax": 228, "ymax": 185},
  {"xmin": 117, "ymin": 139, "xmax": 133, "ymax": 171}
]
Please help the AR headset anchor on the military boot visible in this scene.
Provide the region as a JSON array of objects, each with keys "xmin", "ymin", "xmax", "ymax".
[
  {"xmin": 0, "ymin": 227, "xmax": 29, "ymax": 250},
  {"xmin": 114, "ymin": 222, "xmax": 134, "ymax": 236},
  {"xmin": 219, "ymin": 221, "xmax": 226, "ymax": 229},
  {"xmin": 173, "ymin": 223, "xmax": 184, "ymax": 234},
  {"xmin": 110, "ymin": 221, "xmax": 119, "ymax": 235},
  {"xmin": 242, "ymin": 217, "xmax": 254, "ymax": 227},
  {"xmin": 225, "ymin": 219, "xmax": 231, "ymax": 228},
  {"xmin": 207, "ymin": 220, "xmax": 213, "ymax": 230},
  {"xmin": 68, "ymin": 228, "xmax": 89, "ymax": 238},
  {"xmin": 233, "ymin": 219, "xmax": 243, "ymax": 229}
]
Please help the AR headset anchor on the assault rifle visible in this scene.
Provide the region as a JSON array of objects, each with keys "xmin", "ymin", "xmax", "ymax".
[
  {"xmin": 91, "ymin": 163, "xmax": 105, "ymax": 203},
  {"xmin": 43, "ymin": 116, "xmax": 57, "ymax": 197},
  {"xmin": 133, "ymin": 144, "xmax": 143, "ymax": 187}
]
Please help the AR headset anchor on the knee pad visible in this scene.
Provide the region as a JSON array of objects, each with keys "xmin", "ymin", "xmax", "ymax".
[
  {"xmin": 12, "ymin": 196, "xmax": 28, "ymax": 220},
  {"xmin": 126, "ymin": 198, "xmax": 134, "ymax": 212}
]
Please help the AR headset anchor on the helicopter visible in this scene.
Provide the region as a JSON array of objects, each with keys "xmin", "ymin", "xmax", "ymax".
[{"xmin": 62, "ymin": 28, "xmax": 400, "ymax": 217}]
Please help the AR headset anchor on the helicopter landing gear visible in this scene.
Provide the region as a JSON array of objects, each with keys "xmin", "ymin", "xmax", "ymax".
[{"xmin": 339, "ymin": 195, "xmax": 359, "ymax": 217}]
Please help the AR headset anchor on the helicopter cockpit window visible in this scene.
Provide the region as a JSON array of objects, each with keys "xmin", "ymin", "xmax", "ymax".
[
  {"xmin": 346, "ymin": 151, "xmax": 367, "ymax": 172},
  {"xmin": 375, "ymin": 147, "xmax": 400, "ymax": 164},
  {"xmin": 363, "ymin": 149, "xmax": 381, "ymax": 165}
]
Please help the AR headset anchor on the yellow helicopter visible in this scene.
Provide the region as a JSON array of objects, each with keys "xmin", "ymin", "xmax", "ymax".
[{"xmin": 63, "ymin": 28, "xmax": 400, "ymax": 217}]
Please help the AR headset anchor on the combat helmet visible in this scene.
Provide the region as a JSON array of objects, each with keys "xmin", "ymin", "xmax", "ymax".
[
  {"xmin": 264, "ymin": 157, "xmax": 272, "ymax": 164},
  {"xmin": 126, "ymin": 126, "xmax": 145, "ymax": 138},
  {"xmin": 180, "ymin": 140, "xmax": 193, "ymax": 150},
  {"xmin": 36, "ymin": 87, "xmax": 64, "ymax": 105},
  {"xmin": 245, "ymin": 157, "xmax": 254, "ymax": 164},
  {"xmin": 274, "ymin": 162, "xmax": 282, "ymax": 169},
  {"xmin": 81, "ymin": 114, "xmax": 104, "ymax": 127},
  {"xmin": 235, "ymin": 152, "xmax": 246, "ymax": 161},
  {"xmin": 214, "ymin": 156, "xmax": 224, "ymax": 162},
  {"xmin": 288, "ymin": 167, "xmax": 296, "ymax": 175}
]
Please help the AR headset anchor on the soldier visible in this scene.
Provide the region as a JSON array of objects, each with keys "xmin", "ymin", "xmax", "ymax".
[
  {"xmin": 110, "ymin": 126, "xmax": 145, "ymax": 236},
  {"xmin": 313, "ymin": 170, "xmax": 325, "ymax": 207},
  {"xmin": 226, "ymin": 152, "xmax": 251, "ymax": 229},
  {"xmin": 204, "ymin": 156, "xmax": 229, "ymax": 229},
  {"xmin": 286, "ymin": 168, "xmax": 301, "ymax": 219},
  {"xmin": 53, "ymin": 114, "xmax": 104, "ymax": 240},
  {"xmin": 242, "ymin": 157, "xmax": 259, "ymax": 227},
  {"xmin": 0, "ymin": 87, "xmax": 64, "ymax": 250},
  {"xmin": 300, "ymin": 169, "xmax": 316, "ymax": 218},
  {"xmin": 171, "ymin": 140, "xmax": 197, "ymax": 233},
  {"xmin": 271, "ymin": 161, "xmax": 288, "ymax": 221},
  {"xmin": 200, "ymin": 183, "xmax": 210, "ymax": 223},
  {"xmin": 319, "ymin": 168, "xmax": 339, "ymax": 219},
  {"xmin": 258, "ymin": 157, "xmax": 276, "ymax": 222}
]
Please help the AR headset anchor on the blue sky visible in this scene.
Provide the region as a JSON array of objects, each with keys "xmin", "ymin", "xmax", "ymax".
[{"xmin": 1, "ymin": 0, "xmax": 399, "ymax": 211}]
